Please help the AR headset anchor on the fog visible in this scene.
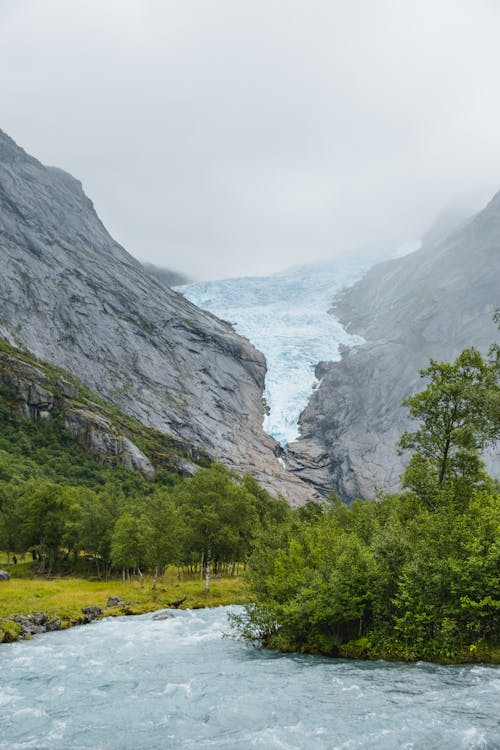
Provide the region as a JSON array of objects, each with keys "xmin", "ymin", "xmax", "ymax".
[{"xmin": 1, "ymin": 0, "xmax": 500, "ymax": 280}]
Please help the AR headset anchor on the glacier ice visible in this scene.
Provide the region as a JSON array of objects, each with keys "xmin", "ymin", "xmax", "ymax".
[{"xmin": 177, "ymin": 260, "xmax": 371, "ymax": 446}]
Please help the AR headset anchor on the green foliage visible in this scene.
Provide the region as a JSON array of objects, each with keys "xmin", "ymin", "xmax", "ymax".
[
  {"xmin": 0, "ymin": 619, "xmax": 22, "ymax": 643},
  {"xmin": 399, "ymin": 348, "xmax": 500, "ymax": 500},
  {"xmin": 111, "ymin": 513, "xmax": 153, "ymax": 571},
  {"xmin": 237, "ymin": 332, "xmax": 500, "ymax": 663},
  {"xmin": 173, "ymin": 464, "xmax": 260, "ymax": 565},
  {"xmin": 0, "ymin": 382, "xmax": 288, "ymax": 579},
  {"xmin": 238, "ymin": 488, "xmax": 500, "ymax": 662}
]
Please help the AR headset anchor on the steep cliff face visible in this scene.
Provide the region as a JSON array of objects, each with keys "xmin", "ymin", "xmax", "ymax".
[
  {"xmin": 0, "ymin": 130, "xmax": 312, "ymax": 504},
  {"xmin": 285, "ymin": 193, "xmax": 500, "ymax": 500},
  {"xmin": 0, "ymin": 348, "xmax": 156, "ymax": 475},
  {"xmin": 0, "ymin": 338, "xmax": 214, "ymax": 476}
]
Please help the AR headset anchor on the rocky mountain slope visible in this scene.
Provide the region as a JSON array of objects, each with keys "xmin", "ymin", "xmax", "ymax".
[
  {"xmin": 285, "ymin": 192, "xmax": 500, "ymax": 500},
  {"xmin": 0, "ymin": 336, "xmax": 213, "ymax": 477},
  {"xmin": 0, "ymin": 129, "xmax": 312, "ymax": 505}
]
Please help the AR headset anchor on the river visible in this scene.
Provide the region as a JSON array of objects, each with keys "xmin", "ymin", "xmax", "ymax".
[{"xmin": 0, "ymin": 607, "xmax": 498, "ymax": 749}]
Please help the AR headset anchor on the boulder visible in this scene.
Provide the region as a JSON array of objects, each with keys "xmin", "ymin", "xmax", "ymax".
[
  {"xmin": 152, "ymin": 611, "xmax": 175, "ymax": 621},
  {"xmin": 11, "ymin": 612, "xmax": 61, "ymax": 636},
  {"xmin": 81, "ymin": 606, "xmax": 103, "ymax": 623},
  {"xmin": 106, "ymin": 596, "xmax": 125, "ymax": 608},
  {"xmin": 0, "ymin": 570, "xmax": 11, "ymax": 581}
]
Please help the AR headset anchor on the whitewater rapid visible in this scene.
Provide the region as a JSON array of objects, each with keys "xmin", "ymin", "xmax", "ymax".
[
  {"xmin": 1, "ymin": 607, "xmax": 498, "ymax": 750},
  {"xmin": 178, "ymin": 260, "xmax": 369, "ymax": 445}
]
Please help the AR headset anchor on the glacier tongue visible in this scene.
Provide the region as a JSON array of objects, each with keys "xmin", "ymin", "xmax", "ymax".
[{"xmin": 177, "ymin": 260, "xmax": 371, "ymax": 446}]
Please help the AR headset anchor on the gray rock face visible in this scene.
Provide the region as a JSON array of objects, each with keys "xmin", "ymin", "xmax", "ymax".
[
  {"xmin": 81, "ymin": 606, "xmax": 103, "ymax": 623},
  {"xmin": 11, "ymin": 612, "xmax": 61, "ymax": 635},
  {"xmin": 0, "ymin": 129, "xmax": 312, "ymax": 505},
  {"xmin": 63, "ymin": 406, "xmax": 155, "ymax": 477},
  {"xmin": 0, "ymin": 351, "xmax": 155, "ymax": 476},
  {"xmin": 286, "ymin": 193, "xmax": 500, "ymax": 500}
]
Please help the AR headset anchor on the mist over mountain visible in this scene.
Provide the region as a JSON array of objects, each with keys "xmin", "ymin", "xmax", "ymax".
[
  {"xmin": 285, "ymin": 193, "xmax": 500, "ymax": 500},
  {"xmin": 0, "ymin": 129, "xmax": 312, "ymax": 505},
  {"xmin": 142, "ymin": 262, "xmax": 190, "ymax": 288}
]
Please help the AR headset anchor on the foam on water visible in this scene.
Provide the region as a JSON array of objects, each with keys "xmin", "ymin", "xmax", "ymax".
[
  {"xmin": 0, "ymin": 607, "xmax": 498, "ymax": 750},
  {"xmin": 177, "ymin": 260, "xmax": 370, "ymax": 445}
]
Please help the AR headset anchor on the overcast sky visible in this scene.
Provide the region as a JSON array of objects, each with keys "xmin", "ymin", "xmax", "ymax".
[{"xmin": 1, "ymin": 0, "xmax": 500, "ymax": 280}]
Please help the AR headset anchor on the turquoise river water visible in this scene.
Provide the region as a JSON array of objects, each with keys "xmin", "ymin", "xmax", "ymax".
[{"xmin": 0, "ymin": 606, "xmax": 498, "ymax": 749}]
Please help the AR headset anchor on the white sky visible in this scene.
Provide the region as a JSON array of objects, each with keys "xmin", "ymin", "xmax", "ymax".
[{"xmin": 1, "ymin": 0, "xmax": 500, "ymax": 280}]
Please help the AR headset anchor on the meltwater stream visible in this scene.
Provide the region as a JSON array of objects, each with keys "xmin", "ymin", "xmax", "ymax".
[{"xmin": 1, "ymin": 607, "xmax": 498, "ymax": 750}]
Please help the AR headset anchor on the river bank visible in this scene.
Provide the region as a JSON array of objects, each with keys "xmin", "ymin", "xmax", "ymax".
[{"xmin": 0, "ymin": 570, "xmax": 248, "ymax": 643}]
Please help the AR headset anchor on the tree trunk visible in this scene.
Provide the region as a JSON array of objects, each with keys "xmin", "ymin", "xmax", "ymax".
[
  {"xmin": 152, "ymin": 565, "xmax": 158, "ymax": 590},
  {"xmin": 47, "ymin": 549, "xmax": 54, "ymax": 578},
  {"xmin": 438, "ymin": 436, "xmax": 451, "ymax": 485},
  {"xmin": 205, "ymin": 548, "xmax": 211, "ymax": 592}
]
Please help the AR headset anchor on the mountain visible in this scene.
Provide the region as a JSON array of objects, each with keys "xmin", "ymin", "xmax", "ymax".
[
  {"xmin": 285, "ymin": 192, "xmax": 500, "ymax": 500},
  {"xmin": 0, "ymin": 129, "xmax": 312, "ymax": 505}
]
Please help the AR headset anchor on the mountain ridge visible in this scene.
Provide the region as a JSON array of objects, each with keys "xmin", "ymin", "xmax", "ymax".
[
  {"xmin": 0, "ymin": 129, "xmax": 312, "ymax": 505},
  {"xmin": 285, "ymin": 193, "xmax": 500, "ymax": 500}
]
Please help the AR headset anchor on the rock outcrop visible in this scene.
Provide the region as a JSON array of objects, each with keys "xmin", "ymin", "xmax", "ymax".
[
  {"xmin": 0, "ymin": 348, "xmax": 159, "ymax": 475},
  {"xmin": 11, "ymin": 612, "xmax": 62, "ymax": 636},
  {"xmin": 286, "ymin": 192, "xmax": 500, "ymax": 500},
  {"xmin": 0, "ymin": 129, "xmax": 312, "ymax": 504}
]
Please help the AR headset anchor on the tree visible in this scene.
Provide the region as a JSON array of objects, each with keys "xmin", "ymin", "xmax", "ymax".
[
  {"xmin": 110, "ymin": 513, "xmax": 153, "ymax": 581},
  {"xmin": 16, "ymin": 480, "xmax": 79, "ymax": 574},
  {"xmin": 141, "ymin": 488, "xmax": 183, "ymax": 588},
  {"xmin": 173, "ymin": 464, "xmax": 259, "ymax": 589},
  {"xmin": 399, "ymin": 348, "xmax": 500, "ymax": 498},
  {"xmin": 78, "ymin": 487, "xmax": 123, "ymax": 578}
]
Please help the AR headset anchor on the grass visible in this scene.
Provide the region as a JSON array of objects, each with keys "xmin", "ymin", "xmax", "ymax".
[{"xmin": 0, "ymin": 565, "xmax": 249, "ymax": 643}]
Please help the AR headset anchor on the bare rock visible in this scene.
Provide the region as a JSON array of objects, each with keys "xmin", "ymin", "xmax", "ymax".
[
  {"xmin": 152, "ymin": 611, "xmax": 175, "ymax": 620},
  {"xmin": 81, "ymin": 606, "xmax": 103, "ymax": 623},
  {"xmin": 0, "ymin": 129, "xmax": 312, "ymax": 505},
  {"xmin": 288, "ymin": 192, "xmax": 500, "ymax": 500},
  {"xmin": 11, "ymin": 612, "xmax": 61, "ymax": 635}
]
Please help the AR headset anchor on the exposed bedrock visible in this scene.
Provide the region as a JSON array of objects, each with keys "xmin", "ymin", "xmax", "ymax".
[
  {"xmin": 0, "ymin": 129, "xmax": 312, "ymax": 505},
  {"xmin": 286, "ymin": 192, "xmax": 500, "ymax": 501}
]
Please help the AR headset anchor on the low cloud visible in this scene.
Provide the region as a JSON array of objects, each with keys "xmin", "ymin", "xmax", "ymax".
[{"xmin": 1, "ymin": 0, "xmax": 500, "ymax": 279}]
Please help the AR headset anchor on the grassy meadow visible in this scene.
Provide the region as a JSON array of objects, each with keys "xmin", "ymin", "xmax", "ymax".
[{"xmin": 0, "ymin": 556, "xmax": 248, "ymax": 642}]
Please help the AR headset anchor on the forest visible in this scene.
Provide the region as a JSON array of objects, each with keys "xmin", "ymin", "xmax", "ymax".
[{"xmin": 0, "ymin": 388, "xmax": 288, "ymax": 582}]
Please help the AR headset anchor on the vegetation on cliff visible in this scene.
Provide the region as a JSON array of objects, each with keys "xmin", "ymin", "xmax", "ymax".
[{"xmin": 0, "ymin": 337, "xmax": 289, "ymax": 585}]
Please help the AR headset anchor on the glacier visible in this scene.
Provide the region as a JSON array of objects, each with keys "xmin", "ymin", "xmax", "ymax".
[{"xmin": 177, "ymin": 260, "xmax": 372, "ymax": 446}]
